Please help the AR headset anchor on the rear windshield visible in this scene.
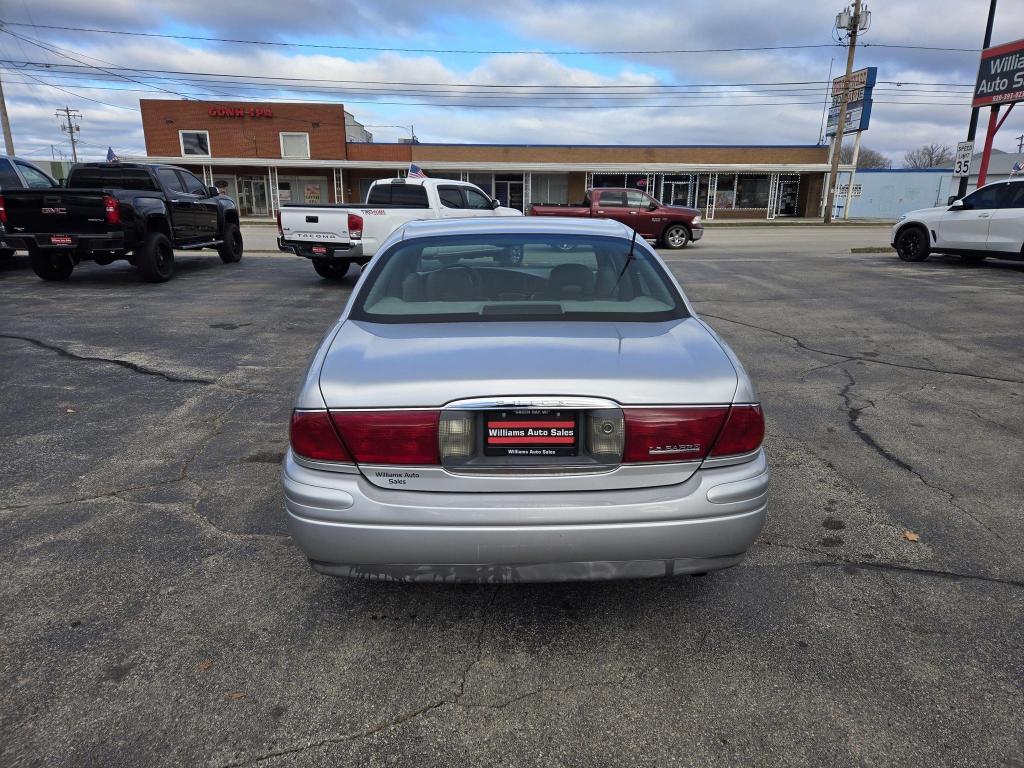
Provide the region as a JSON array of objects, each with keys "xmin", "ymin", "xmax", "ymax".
[
  {"xmin": 365, "ymin": 183, "xmax": 429, "ymax": 207},
  {"xmin": 350, "ymin": 233, "xmax": 687, "ymax": 323},
  {"xmin": 67, "ymin": 167, "xmax": 159, "ymax": 191}
]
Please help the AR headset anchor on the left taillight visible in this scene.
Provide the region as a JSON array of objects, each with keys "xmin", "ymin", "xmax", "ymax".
[
  {"xmin": 289, "ymin": 410, "xmax": 352, "ymax": 462},
  {"xmin": 103, "ymin": 194, "xmax": 120, "ymax": 226},
  {"xmin": 0, "ymin": 193, "xmax": 7, "ymax": 225},
  {"xmin": 709, "ymin": 405, "xmax": 764, "ymax": 457},
  {"xmin": 623, "ymin": 407, "xmax": 729, "ymax": 464},
  {"xmin": 330, "ymin": 410, "xmax": 440, "ymax": 465},
  {"xmin": 347, "ymin": 212, "xmax": 363, "ymax": 240}
]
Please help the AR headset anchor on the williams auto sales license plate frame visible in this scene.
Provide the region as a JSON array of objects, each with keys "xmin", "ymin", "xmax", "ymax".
[{"xmin": 484, "ymin": 409, "xmax": 578, "ymax": 458}]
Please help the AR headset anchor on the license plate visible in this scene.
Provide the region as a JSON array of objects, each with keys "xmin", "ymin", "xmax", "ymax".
[
  {"xmin": 311, "ymin": 246, "xmax": 327, "ymax": 255},
  {"xmin": 484, "ymin": 409, "xmax": 578, "ymax": 457},
  {"xmin": 50, "ymin": 235, "xmax": 73, "ymax": 246}
]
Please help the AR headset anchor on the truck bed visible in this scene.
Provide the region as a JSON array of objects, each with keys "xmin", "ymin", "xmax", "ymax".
[{"xmin": 529, "ymin": 204, "xmax": 591, "ymax": 217}]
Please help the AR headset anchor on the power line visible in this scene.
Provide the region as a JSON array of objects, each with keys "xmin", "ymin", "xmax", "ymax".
[{"xmin": 0, "ymin": 21, "xmax": 982, "ymax": 55}]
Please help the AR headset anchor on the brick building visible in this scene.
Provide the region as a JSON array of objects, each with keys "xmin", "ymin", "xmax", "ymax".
[{"xmin": 137, "ymin": 99, "xmax": 839, "ymax": 219}]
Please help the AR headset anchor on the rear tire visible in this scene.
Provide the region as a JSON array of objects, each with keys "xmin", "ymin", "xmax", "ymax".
[
  {"xmin": 662, "ymin": 224, "xmax": 690, "ymax": 249},
  {"xmin": 217, "ymin": 223, "xmax": 243, "ymax": 263},
  {"xmin": 30, "ymin": 250, "xmax": 74, "ymax": 281},
  {"xmin": 895, "ymin": 226, "xmax": 929, "ymax": 262},
  {"xmin": 136, "ymin": 231, "xmax": 175, "ymax": 282},
  {"xmin": 313, "ymin": 258, "xmax": 350, "ymax": 280}
]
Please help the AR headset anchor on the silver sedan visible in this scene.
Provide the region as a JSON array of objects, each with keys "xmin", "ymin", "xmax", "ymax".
[{"xmin": 282, "ymin": 217, "xmax": 768, "ymax": 582}]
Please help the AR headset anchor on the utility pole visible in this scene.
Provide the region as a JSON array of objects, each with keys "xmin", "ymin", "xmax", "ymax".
[
  {"xmin": 57, "ymin": 106, "xmax": 81, "ymax": 163},
  {"xmin": 0, "ymin": 71, "xmax": 14, "ymax": 156},
  {"xmin": 824, "ymin": 0, "xmax": 866, "ymax": 224},
  {"xmin": 956, "ymin": 0, "xmax": 997, "ymax": 199}
]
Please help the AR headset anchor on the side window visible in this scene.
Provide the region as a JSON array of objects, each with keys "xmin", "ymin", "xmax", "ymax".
[
  {"xmin": 390, "ymin": 185, "xmax": 429, "ymax": 207},
  {"xmin": 180, "ymin": 171, "xmax": 208, "ymax": 196},
  {"xmin": 463, "ymin": 188, "xmax": 493, "ymax": 210},
  {"xmin": 0, "ymin": 158, "xmax": 22, "ymax": 188},
  {"xmin": 625, "ymin": 190, "xmax": 648, "ymax": 208},
  {"xmin": 157, "ymin": 168, "xmax": 185, "ymax": 194},
  {"xmin": 963, "ymin": 184, "xmax": 1003, "ymax": 210},
  {"xmin": 14, "ymin": 162, "xmax": 56, "ymax": 188},
  {"xmin": 599, "ymin": 191, "xmax": 628, "ymax": 207},
  {"xmin": 998, "ymin": 183, "xmax": 1024, "ymax": 209},
  {"xmin": 438, "ymin": 186, "xmax": 465, "ymax": 209}
]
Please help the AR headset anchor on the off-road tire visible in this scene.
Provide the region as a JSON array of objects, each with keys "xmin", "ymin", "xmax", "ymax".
[
  {"xmin": 895, "ymin": 225, "xmax": 929, "ymax": 262},
  {"xmin": 136, "ymin": 231, "xmax": 175, "ymax": 282},
  {"xmin": 30, "ymin": 249, "xmax": 74, "ymax": 281},
  {"xmin": 217, "ymin": 223, "xmax": 243, "ymax": 263}
]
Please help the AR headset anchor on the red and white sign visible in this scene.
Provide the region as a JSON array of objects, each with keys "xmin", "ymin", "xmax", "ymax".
[{"xmin": 973, "ymin": 38, "xmax": 1024, "ymax": 108}]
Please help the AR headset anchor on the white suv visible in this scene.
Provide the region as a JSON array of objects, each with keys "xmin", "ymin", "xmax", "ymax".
[{"xmin": 891, "ymin": 178, "xmax": 1024, "ymax": 263}]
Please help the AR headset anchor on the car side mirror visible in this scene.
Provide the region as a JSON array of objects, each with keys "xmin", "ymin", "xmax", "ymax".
[
  {"xmin": 948, "ymin": 199, "xmax": 965, "ymax": 210},
  {"xmin": 207, "ymin": 186, "xmax": 220, "ymax": 197},
  {"xmin": 490, "ymin": 198, "xmax": 501, "ymax": 209},
  {"xmin": 647, "ymin": 202, "xmax": 658, "ymax": 211}
]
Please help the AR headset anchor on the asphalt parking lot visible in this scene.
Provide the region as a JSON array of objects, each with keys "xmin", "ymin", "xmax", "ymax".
[{"xmin": 2, "ymin": 225, "xmax": 1022, "ymax": 767}]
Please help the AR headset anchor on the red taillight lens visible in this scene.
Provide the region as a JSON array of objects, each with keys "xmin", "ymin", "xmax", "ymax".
[
  {"xmin": 276, "ymin": 210, "xmax": 282, "ymax": 234},
  {"xmin": 347, "ymin": 212, "xmax": 363, "ymax": 240},
  {"xmin": 290, "ymin": 411, "xmax": 352, "ymax": 462},
  {"xmin": 709, "ymin": 405, "xmax": 765, "ymax": 457},
  {"xmin": 103, "ymin": 194, "xmax": 120, "ymax": 226},
  {"xmin": 0, "ymin": 193, "xmax": 7, "ymax": 225},
  {"xmin": 623, "ymin": 407, "xmax": 729, "ymax": 463},
  {"xmin": 330, "ymin": 410, "xmax": 439, "ymax": 465}
]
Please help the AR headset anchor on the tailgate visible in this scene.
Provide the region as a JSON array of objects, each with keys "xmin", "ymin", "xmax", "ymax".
[
  {"xmin": 3, "ymin": 190, "xmax": 111, "ymax": 235},
  {"xmin": 280, "ymin": 207, "xmax": 352, "ymax": 247}
]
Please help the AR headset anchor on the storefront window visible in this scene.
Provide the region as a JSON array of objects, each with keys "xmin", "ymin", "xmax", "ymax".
[
  {"xmin": 280, "ymin": 133, "xmax": 310, "ymax": 159},
  {"xmin": 179, "ymin": 130, "xmax": 210, "ymax": 157},
  {"xmin": 532, "ymin": 173, "xmax": 569, "ymax": 204},
  {"xmin": 467, "ymin": 173, "xmax": 493, "ymax": 196},
  {"xmin": 714, "ymin": 174, "xmax": 736, "ymax": 209},
  {"xmin": 735, "ymin": 175, "xmax": 771, "ymax": 209}
]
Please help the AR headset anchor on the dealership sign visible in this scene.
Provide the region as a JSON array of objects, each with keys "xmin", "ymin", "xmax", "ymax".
[
  {"xmin": 826, "ymin": 67, "xmax": 876, "ymax": 136},
  {"xmin": 208, "ymin": 106, "xmax": 274, "ymax": 118},
  {"xmin": 973, "ymin": 38, "xmax": 1024, "ymax": 107}
]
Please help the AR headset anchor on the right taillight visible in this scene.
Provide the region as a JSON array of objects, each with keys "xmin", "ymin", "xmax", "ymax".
[
  {"xmin": 103, "ymin": 194, "xmax": 121, "ymax": 226},
  {"xmin": 709, "ymin": 405, "xmax": 764, "ymax": 457},
  {"xmin": 0, "ymin": 193, "xmax": 7, "ymax": 225},
  {"xmin": 276, "ymin": 210, "xmax": 282, "ymax": 234},
  {"xmin": 623, "ymin": 407, "xmax": 729, "ymax": 463},
  {"xmin": 290, "ymin": 410, "xmax": 352, "ymax": 462},
  {"xmin": 347, "ymin": 212, "xmax": 363, "ymax": 240}
]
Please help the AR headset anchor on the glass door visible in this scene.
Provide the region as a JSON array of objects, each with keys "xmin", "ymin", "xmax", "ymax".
[
  {"xmin": 664, "ymin": 181, "xmax": 692, "ymax": 207},
  {"xmin": 775, "ymin": 179, "xmax": 799, "ymax": 216},
  {"xmin": 494, "ymin": 175, "xmax": 524, "ymax": 211},
  {"xmin": 238, "ymin": 178, "xmax": 269, "ymax": 217}
]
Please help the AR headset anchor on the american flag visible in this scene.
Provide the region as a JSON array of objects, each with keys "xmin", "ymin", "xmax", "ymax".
[
  {"xmin": 106, "ymin": 146, "xmax": 119, "ymax": 162},
  {"xmin": 1011, "ymin": 161, "xmax": 1023, "ymax": 176},
  {"xmin": 407, "ymin": 163, "xmax": 427, "ymax": 179}
]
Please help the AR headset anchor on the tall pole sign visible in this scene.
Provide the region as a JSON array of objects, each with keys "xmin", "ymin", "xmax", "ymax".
[
  {"xmin": 956, "ymin": 0, "xmax": 997, "ymax": 199},
  {"xmin": 973, "ymin": 37, "xmax": 1024, "ymax": 187}
]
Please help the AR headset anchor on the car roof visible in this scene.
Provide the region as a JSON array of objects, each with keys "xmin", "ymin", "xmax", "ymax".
[{"xmin": 399, "ymin": 216, "xmax": 633, "ymax": 240}]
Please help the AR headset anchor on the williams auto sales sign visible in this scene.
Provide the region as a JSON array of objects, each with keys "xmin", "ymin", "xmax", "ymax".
[{"xmin": 973, "ymin": 38, "xmax": 1024, "ymax": 107}]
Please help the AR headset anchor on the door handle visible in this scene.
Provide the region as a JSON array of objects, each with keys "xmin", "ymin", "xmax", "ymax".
[
  {"xmin": 978, "ymin": 213, "xmax": 991, "ymax": 218},
  {"xmin": 629, "ymin": 211, "xmax": 638, "ymax": 215},
  {"xmin": 597, "ymin": 210, "xmax": 605, "ymax": 213}
]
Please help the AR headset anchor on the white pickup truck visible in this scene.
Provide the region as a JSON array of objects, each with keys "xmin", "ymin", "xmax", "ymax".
[{"xmin": 277, "ymin": 177, "xmax": 522, "ymax": 279}]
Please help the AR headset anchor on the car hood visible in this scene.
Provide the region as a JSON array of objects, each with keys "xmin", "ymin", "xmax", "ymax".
[
  {"xmin": 662, "ymin": 205, "xmax": 699, "ymax": 217},
  {"xmin": 902, "ymin": 206, "xmax": 948, "ymax": 219},
  {"xmin": 318, "ymin": 318, "xmax": 739, "ymax": 408}
]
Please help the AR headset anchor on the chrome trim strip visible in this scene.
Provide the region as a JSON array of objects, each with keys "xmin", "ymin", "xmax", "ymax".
[
  {"xmin": 443, "ymin": 396, "xmax": 618, "ymax": 411},
  {"xmin": 700, "ymin": 448, "xmax": 763, "ymax": 469},
  {"xmin": 292, "ymin": 454, "xmax": 360, "ymax": 474}
]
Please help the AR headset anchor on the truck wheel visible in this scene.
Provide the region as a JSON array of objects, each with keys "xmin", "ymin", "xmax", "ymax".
[
  {"xmin": 136, "ymin": 231, "xmax": 175, "ymax": 282},
  {"xmin": 30, "ymin": 250, "xmax": 74, "ymax": 281},
  {"xmin": 313, "ymin": 259, "xmax": 350, "ymax": 280},
  {"xmin": 662, "ymin": 225, "xmax": 690, "ymax": 249},
  {"xmin": 217, "ymin": 223, "xmax": 243, "ymax": 263},
  {"xmin": 895, "ymin": 226, "xmax": 929, "ymax": 262}
]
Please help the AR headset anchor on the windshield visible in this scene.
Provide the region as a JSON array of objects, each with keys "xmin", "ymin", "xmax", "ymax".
[{"xmin": 350, "ymin": 233, "xmax": 688, "ymax": 323}]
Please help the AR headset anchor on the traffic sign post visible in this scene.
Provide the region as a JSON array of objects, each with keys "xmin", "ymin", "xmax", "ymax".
[{"xmin": 952, "ymin": 141, "xmax": 974, "ymax": 180}]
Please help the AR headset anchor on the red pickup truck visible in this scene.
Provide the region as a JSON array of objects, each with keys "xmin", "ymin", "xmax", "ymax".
[{"xmin": 529, "ymin": 188, "xmax": 703, "ymax": 249}]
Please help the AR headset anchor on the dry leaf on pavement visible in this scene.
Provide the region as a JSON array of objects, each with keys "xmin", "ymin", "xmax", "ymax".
[
  {"xmin": 227, "ymin": 692, "xmax": 247, "ymax": 700},
  {"xmin": 197, "ymin": 659, "xmax": 213, "ymax": 672},
  {"xmin": 901, "ymin": 530, "xmax": 921, "ymax": 542}
]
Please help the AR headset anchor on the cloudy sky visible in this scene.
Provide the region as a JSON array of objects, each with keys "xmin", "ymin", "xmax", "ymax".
[{"xmin": 1, "ymin": 0, "xmax": 1022, "ymax": 163}]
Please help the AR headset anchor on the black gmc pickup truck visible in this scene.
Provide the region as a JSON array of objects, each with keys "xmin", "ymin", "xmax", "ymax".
[{"xmin": 0, "ymin": 162, "xmax": 243, "ymax": 282}]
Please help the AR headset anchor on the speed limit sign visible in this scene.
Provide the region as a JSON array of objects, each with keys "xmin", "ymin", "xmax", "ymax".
[{"xmin": 953, "ymin": 141, "xmax": 974, "ymax": 178}]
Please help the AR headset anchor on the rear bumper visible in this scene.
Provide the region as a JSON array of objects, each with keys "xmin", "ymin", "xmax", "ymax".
[
  {"xmin": 278, "ymin": 237, "xmax": 366, "ymax": 262},
  {"xmin": 4, "ymin": 232, "xmax": 126, "ymax": 253},
  {"xmin": 283, "ymin": 449, "xmax": 769, "ymax": 583}
]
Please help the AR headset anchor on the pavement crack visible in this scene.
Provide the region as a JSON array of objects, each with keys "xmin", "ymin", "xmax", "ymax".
[
  {"xmin": 455, "ymin": 586, "xmax": 500, "ymax": 702},
  {"xmin": 838, "ymin": 367, "xmax": 1007, "ymax": 545},
  {"xmin": 699, "ymin": 313, "xmax": 1024, "ymax": 385},
  {"xmin": 216, "ymin": 699, "xmax": 447, "ymax": 767},
  {"xmin": 458, "ymin": 672, "xmax": 633, "ymax": 711},
  {"xmin": 0, "ymin": 333, "xmax": 215, "ymax": 385}
]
